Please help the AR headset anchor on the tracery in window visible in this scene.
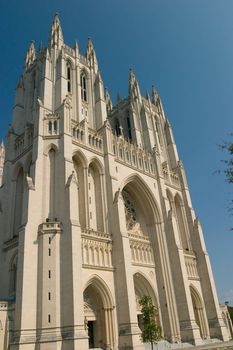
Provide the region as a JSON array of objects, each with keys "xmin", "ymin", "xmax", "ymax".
[
  {"xmin": 122, "ymin": 191, "xmax": 137, "ymax": 230},
  {"xmin": 80, "ymin": 72, "xmax": 87, "ymax": 101}
]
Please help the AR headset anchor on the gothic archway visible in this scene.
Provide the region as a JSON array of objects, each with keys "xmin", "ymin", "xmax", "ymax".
[
  {"xmin": 88, "ymin": 159, "xmax": 104, "ymax": 232},
  {"xmin": 120, "ymin": 175, "xmax": 159, "ymax": 266},
  {"xmin": 84, "ymin": 276, "xmax": 115, "ymax": 349},
  {"xmin": 190, "ymin": 286, "xmax": 209, "ymax": 339},
  {"xmin": 133, "ymin": 272, "xmax": 161, "ymax": 332}
]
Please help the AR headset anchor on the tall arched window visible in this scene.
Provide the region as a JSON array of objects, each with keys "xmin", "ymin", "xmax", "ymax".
[
  {"xmin": 174, "ymin": 195, "xmax": 189, "ymax": 250},
  {"xmin": 32, "ymin": 71, "xmax": 36, "ymax": 105},
  {"xmin": 80, "ymin": 72, "xmax": 87, "ymax": 102},
  {"xmin": 88, "ymin": 162, "xmax": 104, "ymax": 232},
  {"xmin": 49, "ymin": 149, "xmax": 56, "ymax": 220},
  {"xmin": 115, "ymin": 119, "xmax": 121, "ymax": 136},
  {"xmin": 126, "ymin": 112, "xmax": 132, "ymax": 141},
  {"xmin": 67, "ymin": 63, "xmax": 71, "ymax": 93}
]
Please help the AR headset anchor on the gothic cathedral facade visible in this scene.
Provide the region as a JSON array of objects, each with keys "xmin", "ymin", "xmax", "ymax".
[{"xmin": 0, "ymin": 15, "xmax": 231, "ymax": 350}]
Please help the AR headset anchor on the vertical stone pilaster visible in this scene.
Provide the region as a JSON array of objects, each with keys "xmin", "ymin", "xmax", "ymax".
[
  {"xmin": 166, "ymin": 210, "xmax": 206, "ymax": 343},
  {"xmin": 112, "ymin": 190, "xmax": 143, "ymax": 350},
  {"xmin": 193, "ymin": 219, "xmax": 229, "ymax": 341}
]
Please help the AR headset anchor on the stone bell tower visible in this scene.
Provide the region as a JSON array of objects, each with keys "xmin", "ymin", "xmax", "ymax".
[{"xmin": 0, "ymin": 14, "xmax": 231, "ymax": 350}]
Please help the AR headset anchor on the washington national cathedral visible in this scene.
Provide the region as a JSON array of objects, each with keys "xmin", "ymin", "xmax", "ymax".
[{"xmin": 0, "ymin": 15, "xmax": 232, "ymax": 350}]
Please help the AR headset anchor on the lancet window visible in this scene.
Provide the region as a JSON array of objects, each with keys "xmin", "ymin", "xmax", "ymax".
[
  {"xmin": 67, "ymin": 63, "xmax": 71, "ymax": 93},
  {"xmin": 174, "ymin": 195, "xmax": 189, "ymax": 251},
  {"xmin": 126, "ymin": 112, "xmax": 132, "ymax": 141},
  {"xmin": 115, "ymin": 119, "xmax": 121, "ymax": 136},
  {"xmin": 80, "ymin": 72, "xmax": 87, "ymax": 102}
]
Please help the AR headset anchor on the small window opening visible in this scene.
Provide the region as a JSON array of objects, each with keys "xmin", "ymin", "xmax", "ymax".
[
  {"xmin": 48, "ymin": 121, "xmax": 52, "ymax": 133},
  {"xmin": 54, "ymin": 121, "xmax": 57, "ymax": 133}
]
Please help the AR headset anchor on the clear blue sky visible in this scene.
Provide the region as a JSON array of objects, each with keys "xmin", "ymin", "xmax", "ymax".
[{"xmin": 0, "ymin": 0, "xmax": 233, "ymax": 304}]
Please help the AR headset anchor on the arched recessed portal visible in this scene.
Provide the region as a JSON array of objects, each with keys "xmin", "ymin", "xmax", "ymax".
[
  {"xmin": 121, "ymin": 176, "xmax": 158, "ymax": 265},
  {"xmin": 84, "ymin": 277, "xmax": 115, "ymax": 349},
  {"xmin": 190, "ymin": 286, "xmax": 209, "ymax": 339},
  {"xmin": 134, "ymin": 273, "xmax": 161, "ymax": 332}
]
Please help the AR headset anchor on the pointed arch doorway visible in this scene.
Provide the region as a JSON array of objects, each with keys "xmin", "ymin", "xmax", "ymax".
[
  {"xmin": 133, "ymin": 273, "xmax": 161, "ymax": 333},
  {"xmin": 84, "ymin": 277, "xmax": 115, "ymax": 349},
  {"xmin": 190, "ymin": 286, "xmax": 209, "ymax": 339}
]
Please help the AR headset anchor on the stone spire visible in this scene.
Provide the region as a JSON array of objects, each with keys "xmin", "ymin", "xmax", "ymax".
[
  {"xmin": 129, "ymin": 68, "xmax": 141, "ymax": 102},
  {"xmin": 0, "ymin": 141, "xmax": 5, "ymax": 187},
  {"xmin": 152, "ymin": 84, "xmax": 164, "ymax": 116},
  {"xmin": 49, "ymin": 13, "xmax": 64, "ymax": 49},
  {"xmin": 24, "ymin": 41, "xmax": 36, "ymax": 70},
  {"xmin": 152, "ymin": 84, "xmax": 159, "ymax": 105},
  {"xmin": 74, "ymin": 39, "xmax": 79, "ymax": 56},
  {"xmin": 104, "ymin": 88, "xmax": 113, "ymax": 112},
  {"xmin": 86, "ymin": 38, "xmax": 98, "ymax": 71}
]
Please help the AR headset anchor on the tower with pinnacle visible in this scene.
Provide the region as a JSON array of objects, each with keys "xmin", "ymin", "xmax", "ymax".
[{"xmin": 0, "ymin": 15, "xmax": 231, "ymax": 350}]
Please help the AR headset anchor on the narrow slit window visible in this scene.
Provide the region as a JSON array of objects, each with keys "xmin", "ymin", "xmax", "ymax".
[
  {"xmin": 80, "ymin": 72, "xmax": 87, "ymax": 102},
  {"xmin": 48, "ymin": 121, "xmax": 52, "ymax": 133},
  {"xmin": 67, "ymin": 64, "xmax": 71, "ymax": 93},
  {"xmin": 127, "ymin": 114, "xmax": 132, "ymax": 141}
]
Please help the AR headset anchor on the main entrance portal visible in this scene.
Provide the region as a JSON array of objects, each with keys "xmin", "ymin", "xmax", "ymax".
[{"xmin": 84, "ymin": 279, "xmax": 115, "ymax": 349}]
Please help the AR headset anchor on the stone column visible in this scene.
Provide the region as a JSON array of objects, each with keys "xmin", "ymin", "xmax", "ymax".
[{"xmin": 61, "ymin": 171, "xmax": 88, "ymax": 350}]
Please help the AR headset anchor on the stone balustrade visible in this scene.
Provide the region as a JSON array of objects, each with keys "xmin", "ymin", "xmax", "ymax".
[
  {"xmin": 81, "ymin": 229, "xmax": 112, "ymax": 268},
  {"xmin": 162, "ymin": 161, "xmax": 180, "ymax": 187},
  {"xmin": 72, "ymin": 120, "xmax": 103, "ymax": 153},
  {"xmin": 112, "ymin": 134, "xmax": 156, "ymax": 175},
  {"xmin": 38, "ymin": 221, "xmax": 62, "ymax": 235},
  {"xmin": 184, "ymin": 253, "xmax": 199, "ymax": 280},
  {"xmin": 43, "ymin": 113, "xmax": 59, "ymax": 137},
  {"xmin": 128, "ymin": 232, "xmax": 155, "ymax": 266},
  {"xmin": 14, "ymin": 125, "xmax": 33, "ymax": 158}
]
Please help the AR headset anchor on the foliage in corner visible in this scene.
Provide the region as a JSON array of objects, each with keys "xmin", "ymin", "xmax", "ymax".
[
  {"xmin": 219, "ymin": 137, "xmax": 233, "ymax": 219},
  {"xmin": 139, "ymin": 295, "xmax": 162, "ymax": 350}
]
